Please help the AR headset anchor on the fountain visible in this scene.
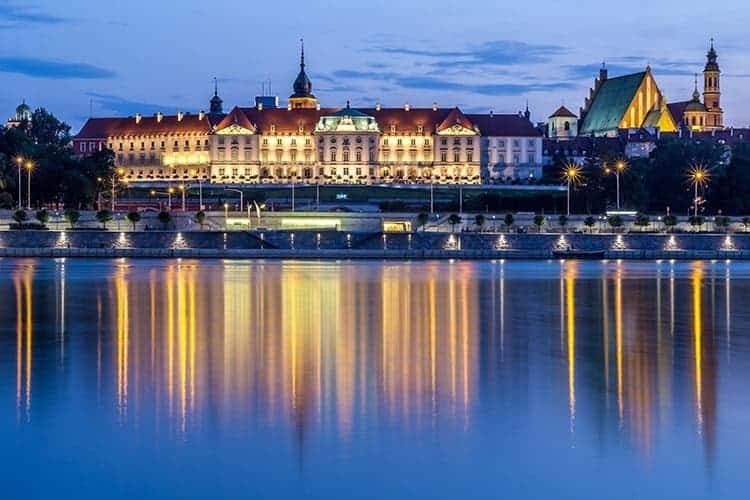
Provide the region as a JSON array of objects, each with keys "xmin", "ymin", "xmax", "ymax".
[
  {"xmin": 664, "ymin": 235, "xmax": 679, "ymax": 251},
  {"xmin": 494, "ymin": 234, "xmax": 510, "ymax": 250},
  {"xmin": 171, "ymin": 232, "xmax": 188, "ymax": 249},
  {"xmin": 114, "ymin": 232, "xmax": 132, "ymax": 249},
  {"xmin": 554, "ymin": 235, "xmax": 570, "ymax": 251},
  {"xmin": 444, "ymin": 234, "xmax": 459, "ymax": 250},
  {"xmin": 612, "ymin": 235, "xmax": 627, "ymax": 250},
  {"xmin": 55, "ymin": 231, "xmax": 70, "ymax": 249},
  {"xmin": 721, "ymin": 235, "xmax": 737, "ymax": 251}
]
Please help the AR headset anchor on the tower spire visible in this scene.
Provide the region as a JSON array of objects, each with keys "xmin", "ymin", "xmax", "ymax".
[
  {"xmin": 210, "ymin": 77, "xmax": 223, "ymax": 115},
  {"xmin": 300, "ymin": 38, "xmax": 305, "ymax": 69},
  {"xmin": 214, "ymin": 76, "xmax": 218, "ymax": 97}
]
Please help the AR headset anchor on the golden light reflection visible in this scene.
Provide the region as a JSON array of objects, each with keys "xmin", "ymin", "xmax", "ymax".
[
  {"xmin": 14, "ymin": 263, "xmax": 33, "ymax": 421},
  {"xmin": 565, "ymin": 262, "xmax": 577, "ymax": 436},
  {"xmin": 692, "ymin": 265, "xmax": 704, "ymax": 432}
]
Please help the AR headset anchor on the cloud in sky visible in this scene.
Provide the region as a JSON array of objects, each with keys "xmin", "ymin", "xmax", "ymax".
[
  {"xmin": 330, "ymin": 69, "xmax": 576, "ymax": 97},
  {"xmin": 0, "ymin": 56, "xmax": 115, "ymax": 79},
  {"xmin": 0, "ymin": 1, "xmax": 66, "ymax": 26},
  {"xmin": 374, "ymin": 40, "xmax": 567, "ymax": 69},
  {"xmin": 87, "ymin": 92, "xmax": 178, "ymax": 117}
]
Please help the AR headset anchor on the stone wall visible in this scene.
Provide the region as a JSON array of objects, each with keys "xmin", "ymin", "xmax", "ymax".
[{"xmin": 0, "ymin": 230, "xmax": 746, "ymax": 260}]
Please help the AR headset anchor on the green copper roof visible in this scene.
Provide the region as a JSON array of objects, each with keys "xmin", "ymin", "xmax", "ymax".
[{"xmin": 579, "ymin": 72, "xmax": 646, "ymax": 135}]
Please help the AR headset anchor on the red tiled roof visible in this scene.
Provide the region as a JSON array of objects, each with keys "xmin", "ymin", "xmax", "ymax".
[
  {"xmin": 75, "ymin": 113, "xmax": 215, "ymax": 139},
  {"xmin": 467, "ymin": 113, "xmax": 542, "ymax": 137},
  {"xmin": 667, "ymin": 101, "xmax": 690, "ymax": 125},
  {"xmin": 215, "ymin": 107, "xmax": 257, "ymax": 132},
  {"xmin": 437, "ymin": 107, "xmax": 477, "ymax": 133},
  {"xmin": 549, "ymin": 105, "xmax": 577, "ymax": 118}
]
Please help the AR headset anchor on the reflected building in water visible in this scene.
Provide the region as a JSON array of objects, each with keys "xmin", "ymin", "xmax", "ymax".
[{"xmin": 0, "ymin": 259, "xmax": 732, "ymax": 472}]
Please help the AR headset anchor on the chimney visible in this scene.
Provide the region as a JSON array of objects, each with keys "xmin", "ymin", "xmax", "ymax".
[
  {"xmin": 156, "ymin": 112, "xmax": 163, "ymax": 123},
  {"xmin": 432, "ymin": 102, "xmax": 438, "ymax": 111},
  {"xmin": 135, "ymin": 113, "xmax": 142, "ymax": 124},
  {"xmin": 287, "ymin": 102, "xmax": 292, "ymax": 111},
  {"xmin": 489, "ymin": 110, "xmax": 494, "ymax": 118},
  {"xmin": 257, "ymin": 101, "xmax": 263, "ymax": 111},
  {"xmin": 177, "ymin": 112, "xmax": 184, "ymax": 122},
  {"xmin": 375, "ymin": 102, "xmax": 381, "ymax": 111},
  {"xmin": 404, "ymin": 103, "xmax": 411, "ymax": 111},
  {"xmin": 316, "ymin": 103, "xmax": 321, "ymax": 111},
  {"xmin": 198, "ymin": 110, "xmax": 205, "ymax": 120}
]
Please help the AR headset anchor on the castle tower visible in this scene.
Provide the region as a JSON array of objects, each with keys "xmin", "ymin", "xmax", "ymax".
[
  {"xmin": 703, "ymin": 38, "xmax": 723, "ymax": 129},
  {"xmin": 209, "ymin": 77, "xmax": 223, "ymax": 115},
  {"xmin": 288, "ymin": 39, "xmax": 318, "ymax": 109}
]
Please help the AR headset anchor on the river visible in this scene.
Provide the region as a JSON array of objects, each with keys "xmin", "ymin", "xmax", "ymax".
[{"xmin": 1, "ymin": 258, "xmax": 748, "ymax": 498}]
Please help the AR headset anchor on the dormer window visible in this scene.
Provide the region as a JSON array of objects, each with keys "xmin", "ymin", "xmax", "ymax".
[
  {"xmin": 417, "ymin": 124, "xmax": 424, "ymax": 134},
  {"xmin": 390, "ymin": 124, "xmax": 396, "ymax": 134},
  {"xmin": 270, "ymin": 124, "xmax": 276, "ymax": 134}
]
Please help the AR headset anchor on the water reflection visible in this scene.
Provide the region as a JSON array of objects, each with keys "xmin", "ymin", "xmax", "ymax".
[{"xmin": 0, "ymin": 259, "xmax": 747, "ymax": 497}]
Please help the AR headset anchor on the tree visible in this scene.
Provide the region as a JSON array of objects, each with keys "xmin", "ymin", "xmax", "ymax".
[
  {"xmin": 194, "ymin": 210, "xmax": 207, "ymax": 230},
  {"xmin": 714, "ymin": 215, "xmax": 731, "ymax": 233},
  {"xmin": 12, "ymin": 209, "xmax": 27, "ymax": 224},
  {"xmin": 584, "ymin": 216, "xmax": 596, "ymax": 233},
  {"xmin": 35, "ymin": 209, "xmax": 50, "ymax": 226},
  {"xmin": 689, "ymin": 215, "xmax": 705, "ymax": 231},
  {"xmin": 126, "ymin": 211, "xmax": 141, "ymax": 230},
  {"xmin": 607, "ymin": 215, "xmax": 623, "ymax": 231},
  {"xmin": 158, "ymin": 210, "xmax": 172, "ymax": 229},
  {"xmin": 503, "ymin": 213, "xmax": 514, "ymax": 232},
  {"xmin": 63, "ymin": 209, "xmax": 80, "ymax": 229},
  {"xmin": 448, "ymin": 213, "xmax": 462, "ymax": 233},
  {"xmin": 96, "ymin": 209, "xmax": 113, "ymax": 229},
  {"xmin": 663, "ymin": 214, "xmax": 678, "ymax": 232},
  {"xmin": 634, "ymin": 213, "xmax": 650, "ymax": 232},
  {"xmin": 558, "ymin": 214, "xmax": 568, "ymax": 232},
  {"xmin": 533, "ymin": 214, "xmax": 546, "ymax": 232},
  {"xmin": 474, "ymin": 214, "xmax": 485, "ymax": 232},
  {"xmin": 416, "ymin": 211, "xmax": 429, "ymax": 232}
]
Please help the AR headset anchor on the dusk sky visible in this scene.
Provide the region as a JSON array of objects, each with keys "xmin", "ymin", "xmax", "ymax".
[{"xmin": 2, "ymin": 0, "xmax": 749, "ymax": 131}]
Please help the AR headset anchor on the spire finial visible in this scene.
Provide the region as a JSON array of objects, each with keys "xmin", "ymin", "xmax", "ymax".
[
  {"xmin": 300, "ymin": 38, "xmax": 305, "ymax": 69},
  {"xmin": 214, "ymin": 77, "xmax": 218, "ymax": 97},
  {"xmin": 346, "ymin": 100, "xmax": 350, "ymax": 109},
  {"xmin": 710, "ymin": 37, "xmax": 715, "ymax": 50}
]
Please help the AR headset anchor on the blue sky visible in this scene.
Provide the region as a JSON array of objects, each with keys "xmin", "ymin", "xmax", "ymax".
[{"xmin": 2, "ymin": 0, "xmax": 749, "ymax": 131}]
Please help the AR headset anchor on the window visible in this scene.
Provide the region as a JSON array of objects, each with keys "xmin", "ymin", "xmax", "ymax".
[
  {"xmin": 331, "ymin": 150, "xmax": 337, "ymax": 162},
  {"xmin": 218, "ymin": 136, "xmax": 225, "ymax": 145},
  {"xmin": 467, "ymin": 138, "xmax": 473, "ymax": 146},
  {"xmin": 232, "ymin": 168, "xmax": 239, "ymax": 177},
  {"xmin": 497, "ymin": 140, "xmax": 505, "ymax": 148},
  {"xmin": 276, "ymin": 138, "xmax": 282, "ymax": 146},
  {"xmin": 305, "ymin": 138, "xmax": 311, "ymax": 146},
  {"xmin": 528, "ymin": 139, "xmax": 535, "ymax": 147},
  {"xmin": 564, "ymin": 121, "xmax": 570, "ymax": 131},
  {"xmin": 453, "ymin": 150, "xmax": 460, "ymax": 163},
  {"xmin": 441, "ymin": 138, "xmax": 447, "ymax": 146},
  {"xmin": 291, "ymin": 138, "xmax": 297, "ymax": 146},
  {"xmin": 343, "ymin": 167, "xmax": 349, "ymax": 176},
  {"xmin": 244, "ymin": 149, "xmax": 252, "ymax": 161},
  {"xmin": 319, "ymin": 151, "xmax": 325, "ymax": 162},
  {"xmin": 262, "ymin": 138, "xmax": 269, "ymax": 146},
  {"xmin": 343, "ymin": 150, "xmax": 350, "ymax": 162},
  {"xmin": 441, "ymin": 151, "xmax": 448, "ymax": 162},
  {"xmin": 231, "ymin": 148, "xmax": 239, "ymax": 161},
  {"xmin": 410, "ymin": 138, "xmax": 416, "ymax": 146},
  {"xmin": 424, "ymin": 139, "xmax": 431, "ymax": 147},
  {"xmin": 356, "ymin": 150, "xmax": 362, "ymax": 162},
  {"xmin": 219, "ymin": 168, "xmax": 225, "ymax": 177},
  {"xmin": 218, "ymin": 150, "xmax": 226, "ymax": 161},
  {"xmin": 417, "ymin": 124, "xmax": 424, "ymax": 134},
  {"xmin": 383, "ymin": 138, "xmax": 389, "ymax": 146},
  {"xmin": 467, "ymin": 151, "xmax": 473, "ymax": 162},
  {"xmin": 397, "ymin": 138, "xmax": 403, "ymax": 146},
  {"xmin": 453, "ymin": 138, "xmax": 460, "ymax": 146},
  {"xmin": 290, "ymin": 150, "xmax": 297, "ymax": 162}
]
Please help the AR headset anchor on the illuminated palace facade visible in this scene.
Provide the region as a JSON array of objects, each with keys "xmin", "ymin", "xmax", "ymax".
[{"xmin": 73, "ymin": 48, "xmax": 543, "ymax": 185}]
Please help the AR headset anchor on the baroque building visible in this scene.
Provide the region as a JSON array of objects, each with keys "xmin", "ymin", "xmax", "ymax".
[{"xmin": 74, "ymin": 46, "xmax": 543, "ymax": 185}]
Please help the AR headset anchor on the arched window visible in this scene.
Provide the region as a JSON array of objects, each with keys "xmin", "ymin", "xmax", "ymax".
[
  {"xmin": 343, "ymin": 149, "xmax": 350, "ymax": 162},
  {"xmin": 330, "ymin": 148, "xmax": 337, "ymax": 162}
]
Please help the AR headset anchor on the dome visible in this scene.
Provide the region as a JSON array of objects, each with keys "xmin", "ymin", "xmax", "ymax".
[
  {"xmin": 15, "ymin": 100, "xmax": 31, "ymax": 120},
  {"xmin": 684, "ymin": 100, "xmax": 707, "ymax": 112},
  {"xmin": 290, "ymin": 40, "xmax": 314, "ymax": 99}
]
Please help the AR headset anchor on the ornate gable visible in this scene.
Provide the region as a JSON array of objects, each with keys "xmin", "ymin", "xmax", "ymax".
[
  {"xmin": 215, "ymin": 107, "xmax": 256, "ymax": 135},
  {"xmin": 436, "ymin": 107, "xmax": 478, "ymax": 135}
]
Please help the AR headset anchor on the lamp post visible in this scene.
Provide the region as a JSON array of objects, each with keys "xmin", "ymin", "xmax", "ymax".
[
  {"xmin": 688, "ymin": 165, "xmax": 709, "ymax": 217},
  {"xmin": 179, "ymin": 184, "xmax": 187, "ymax": 211},
  {"xmin": 15, "ymin": 156, "xmax": 23, "ymax": 209},
  {"xmin": 563, "ymin": 164, "xmax": 583, "ymax": 217},
  {"xmin": 224, "ymin": 202, "xmax": 229, "ymax": 228},
  {"xmin": 430, "ymin": 182, "xmax": 435, "ymax": 214},
  {"xmin": 25, "ymin": 161, "xmax": 34, "ymax": 210},
  {"xmin": 614, "ymin": 160, "xmax": 626, "ymax": 210},
  {"xmin": 225, "ymin": 188, "xmax": 243, "ymax": 212},
  {"xmin": 291, "ymin": 176, "xmax": 296, "ymax": 212},
  {"xmin": 111, "ymin": 168, "xmax": 125, "ymax": 211}
]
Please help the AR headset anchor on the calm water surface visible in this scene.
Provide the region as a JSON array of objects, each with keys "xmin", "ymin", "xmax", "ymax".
[{"xmin": 1, "ymin": 258, "xmax": 750, "ymax": 499}]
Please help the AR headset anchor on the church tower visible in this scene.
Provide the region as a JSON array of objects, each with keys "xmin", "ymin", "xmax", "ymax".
[
  {"xmin": 288, "ymin": 39, "xmax": 318, "ymax": 109},
  {"xmin": 209, "ymin": 77, "xmax": 223, "ymax": 115},
  {"xmin": 703, "ymin": 38, "xmax": 723, "ymax": 129}
]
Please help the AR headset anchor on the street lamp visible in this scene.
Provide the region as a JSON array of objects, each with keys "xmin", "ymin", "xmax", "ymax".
[
  {"xmin": 563, "ymin": 164, "xmax": 583, "ymax": 216},
  {"xmin": 151, "ymin": 189, "xmax": 173, "ymax": 211},
  {"xmin": 15, "ymin": 156, "xmax": 23, "ymax": 209},
  {"xmin": 25, "ymin": 161, "xmax": 34, "ymax": 210},
  {"xmin": 179, "ymin": 184, "xmax": 187, "ymax": 211},
  {"xmin": 225, "ymin": 188, "xmax": 243, "ymax": 212},
  {"xmin": 688, "ymin": 165, "xmax": 710, "ymax": 217}
]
